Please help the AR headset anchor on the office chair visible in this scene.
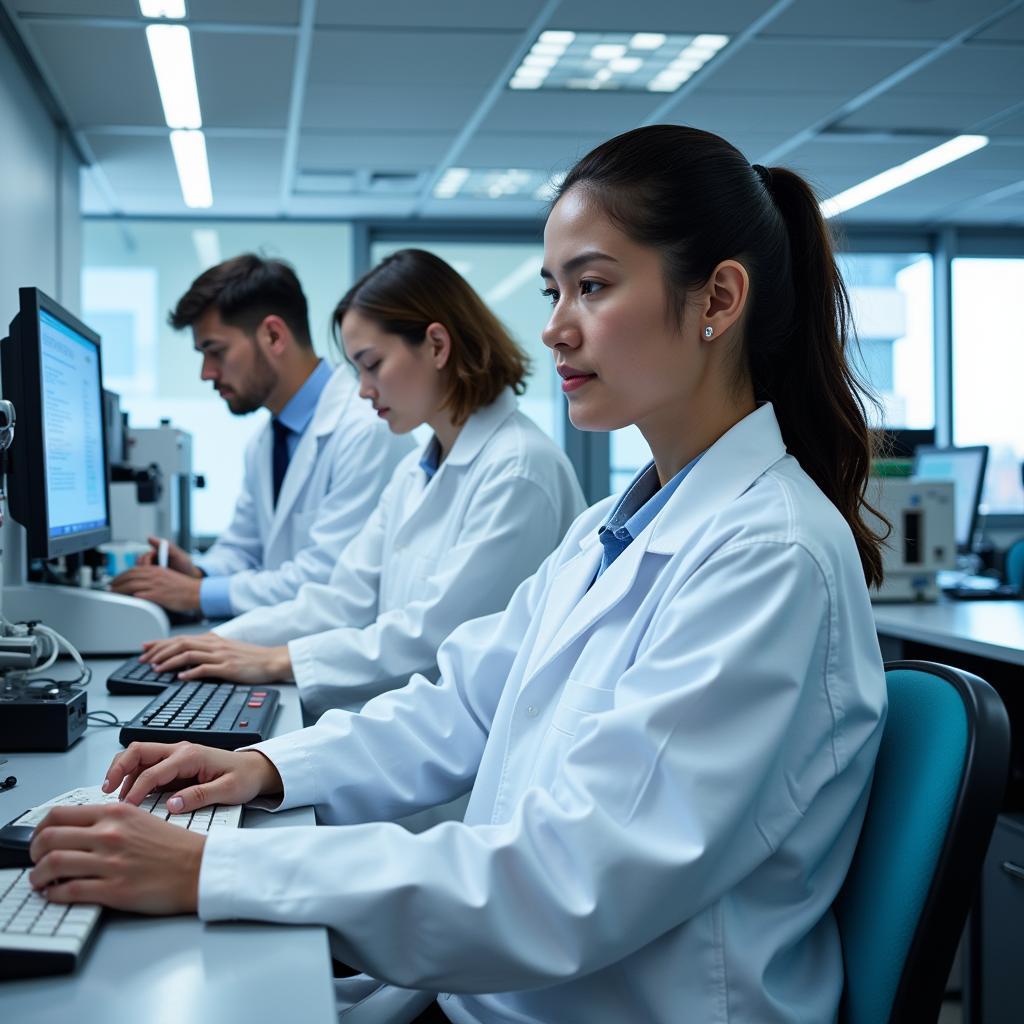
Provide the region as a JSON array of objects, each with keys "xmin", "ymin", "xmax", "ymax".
[
  {"xmin": 835, "ymin": 660, "xmax": 1010, "ymax": 1024},
  {"xmin": 1004, "ymin": 538, "xmax": 1024, "ymax": 590}
]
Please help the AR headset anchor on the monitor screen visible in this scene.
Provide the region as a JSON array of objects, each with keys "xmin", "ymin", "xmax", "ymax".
[
  {"xmin": 2, "ymin": 288, "xmax": 111, "ymax": 559},
  {"xmin": 38, "ymin": 308, "xmax": 108, "ymax": 540},
  {"xmin": 913, "ymin": 445, "xmax": 988, "ymax": 552}
]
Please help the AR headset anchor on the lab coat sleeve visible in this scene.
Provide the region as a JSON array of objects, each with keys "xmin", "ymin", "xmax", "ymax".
[
  {"xmin": 223, "ymin": 418, "xmax": 398, "ymax": 614},
  {"xmin": 199, "ymin": 539, "xmax": 884, "ymax": 993},
  {"xmin": 285, "ymin": 474, "xmax": 569, "ymax": 716},
  {"xmin": 236, "ymin": 541, "xmax": 561, "ymax": 822},
  {"xmin": 212, "ymin": 475, "xmax": 394, "ymax": 646},
  {"xmin": 194, "ymin": 436, "xmax": 264, "ymax": 578}
]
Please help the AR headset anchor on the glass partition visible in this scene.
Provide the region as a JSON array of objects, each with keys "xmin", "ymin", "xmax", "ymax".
[{"xmin": 82, "ymin": 220, "xmax": 352, "ymax": 537}]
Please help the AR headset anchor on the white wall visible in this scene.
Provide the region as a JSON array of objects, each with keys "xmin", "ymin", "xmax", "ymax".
[{"xmin": 0, "ymin": 23, "xmax": 81, "ymax": 330}]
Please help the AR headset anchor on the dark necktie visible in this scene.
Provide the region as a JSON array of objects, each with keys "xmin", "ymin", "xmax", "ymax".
[{"xmin": 271, "ymin": 419, "xmax": 290, "ymax": 507}]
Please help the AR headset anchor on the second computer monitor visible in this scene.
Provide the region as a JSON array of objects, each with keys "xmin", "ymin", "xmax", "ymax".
[
  {"xmin": 913, "ymin": 445, "xmax": 988, "ymax": 553},
  {"xmin": 1, "ymin": 287, "xmax": 111, "ymax": 559}
]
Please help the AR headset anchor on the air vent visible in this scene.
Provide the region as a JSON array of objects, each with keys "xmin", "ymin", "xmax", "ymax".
[
  {"xmin": 367, "ymin": 171, "xmax": 424, "ymax": 194},
  {"xmin": 295, "ymin": 171, "xmax": 357, "ymax": 194}
]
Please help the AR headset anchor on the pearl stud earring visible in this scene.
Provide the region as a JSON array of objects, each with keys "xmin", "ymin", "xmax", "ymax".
[{"xmin": 704, "ymin": 325, "xmax": 714, "ymax": 338}]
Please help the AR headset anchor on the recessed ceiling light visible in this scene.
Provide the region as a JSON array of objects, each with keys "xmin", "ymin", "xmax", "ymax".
[
  {"xmin": 509, "ymin": 30, "xmax": 729, "ymax": 92},
  {"xmin": 433, "ymin": 167, "xmax": 563, "ymax": 201},
  {"xmin": 819, "ymin": 135, "xmax": 989, "ymax": 218},
  {"xmin": 630, "ymin": 32, "xmax": 666, "ymax": 49},
  {"xmin": 590, "ymin": 43, "xmax": 627, "ymax": 60},
  {"xmin": 539, "ymin": 30, "xmax": 576, "ymax": 45}
]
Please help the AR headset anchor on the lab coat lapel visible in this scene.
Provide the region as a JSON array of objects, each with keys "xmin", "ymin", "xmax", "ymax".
[
  {"xmin": 391, "ymin": 390, "xmax": 518, "ymax": 547},
  {"xmin": 264, "ymin": 366, "xmax": 355, "ymax": 550},
  {"xmin": 524, "ymin": 403, "xmax": 789, "ymax": 682},
  {"xmin": 256, "ymin": 422, "xmax": 275, "ymax": 523},
  {"xmin": 525, "ymin": 527, "xmax": 651, "ymax": 682}
]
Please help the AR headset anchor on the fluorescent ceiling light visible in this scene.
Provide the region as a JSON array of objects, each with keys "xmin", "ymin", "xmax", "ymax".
[
  {"xmin": 630, "ymin": 32, "xmax": 666, "ymax": 49},
  {"xmin": 191, "ymin": 228, "xmax": 221, "ymax": 268},
  {"xmin": 146, "ymin": 24, "xmax": 202, "ymax": 128},
  {"xmin": 509, "ymin": 29, "xmax": 729, "ymax": 93},
  {"xmin": 591, "ymin": 43, "xmax": 626, "ymax": 60},
  {"xmin": 819, "ymin": 135, "xmax": 989, "ymax": 218},
  {"xmin": 170, "ymin": 129, "xmax": 212, "ymax": 208},
  {"xmin": 433, "ymin": 167, "xmax": 560, "ymax": 201},
  {"xmin": 434, "ymin": 167, "xmax": 471, "ymax": 198},
  {"xmin": 139, "ymin": 0, "xmax": 185, "ymax": 16}
]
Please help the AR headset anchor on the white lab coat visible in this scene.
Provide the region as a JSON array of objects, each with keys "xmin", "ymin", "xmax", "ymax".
[
  {"xmin": 199, "ymin": 404, "xmax": 887, "ymax": 1024},
  {"xmin": 215, "ymin": 389, "xmax": 585, "ymax": 718},
  {"xmin": 195, "ymin": 366, "xmax": 412, "ymax": 616}
]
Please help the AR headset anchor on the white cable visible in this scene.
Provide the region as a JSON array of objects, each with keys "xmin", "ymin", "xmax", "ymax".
[{"xmin": 28, "ymin": 623, "xmax": 88, "ymax": 681}]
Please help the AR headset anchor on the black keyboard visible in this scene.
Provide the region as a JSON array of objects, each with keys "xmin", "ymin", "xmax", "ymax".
[
  {"xmin": 120, "ymin": 682, "xmax": 279, "ymax": 750},
  {"xmin": 107, "ymin": 656, "xmax": 232, "ymax": 695}
]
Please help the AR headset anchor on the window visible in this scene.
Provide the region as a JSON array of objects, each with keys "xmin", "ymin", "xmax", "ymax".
[
  {"xmin": 369, "ymin": 240, "xmax": 560, "ymax": 444},
  {"xmin": 82, "ymin": 220, "xmax": 352, "ymax": 537},
  {"xmin": 837, "ymin": 252, "xmax": 934, "ymax": 429},
  {"xmin": 952, "ymin": 257, "xmax": 1024, "ymax": 514}
]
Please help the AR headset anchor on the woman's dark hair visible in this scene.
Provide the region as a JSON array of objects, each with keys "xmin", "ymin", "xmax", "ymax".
[
  {"xmin": 557, "ymin": 125, "xmax": 887, "ymax": 587},
  {"xmin": 169, "ymin": 253, "xmax": 312, "ymax": 348},
  {"xmin": 333, "ymin": 248, "xmax": 529, "ymax": 426}
]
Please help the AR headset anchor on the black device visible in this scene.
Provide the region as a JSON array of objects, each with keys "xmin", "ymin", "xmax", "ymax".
[
  {"xmin": 1, "ymin": 287, "xmax": 112, "ymax": 560},
  {"xmin": 119, "ymin": 681, "xmax": 279, "ymax": 749},
  {"xmin": 0, "ymin": 676, "xmax": 88, "ymax": 751},
  {"xmin": 106, "ymin": 655, "xmax": 208, "ymax": 695},
  {"xmin": 0, "ymin": 823, "xmax": 34, "ymax": 867}
]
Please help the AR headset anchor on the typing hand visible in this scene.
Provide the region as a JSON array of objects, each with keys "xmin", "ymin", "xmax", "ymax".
[
  {"xmin": 111, "ymin": 565, "xmax": 202, "ymax": 612},
  {"xmin": 141, "ymin": 634, "xmax": 294, "ymax": 684},
  {"xmin": 103, "ymin": 741, "xmax": 283, "ymax": 813},
  {"xmin": 136, "ymin": 535, "xmax": 200, "ymax": 576},
  {"xmin": 28, "ymin": 803, "xmax": 204, "ymax": 914}
]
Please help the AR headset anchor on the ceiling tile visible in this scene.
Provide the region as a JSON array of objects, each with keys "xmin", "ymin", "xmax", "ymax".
[
  {"xmin": 24, "ymin": 20, "xmax": 164, "ymax": 125},
  {"xmin": 192, "ymin": 31, "xmax": 295, "ymax": 129},
  {"xmin": 297, "ymin": 132, "xmax": 453, "ymax": 172},
  {"xmin": 314, "ymin": 0, "xmax": 547, "ymax": 30},
  {"xmin": 763, "ymin": 0, "xmax": 1011, "ymax": 40}
]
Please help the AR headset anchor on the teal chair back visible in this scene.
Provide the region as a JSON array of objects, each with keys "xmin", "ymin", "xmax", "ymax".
[
  {"xmin": 1005, "ymin": 538, "xmax": 1024, "ymax": 590},
  {"xmin": 836, "ymin": 661, "xmax": 1010, "ymax": 1024}
]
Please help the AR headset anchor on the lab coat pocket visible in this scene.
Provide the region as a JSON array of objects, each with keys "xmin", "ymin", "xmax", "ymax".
[{"xmin": 550, "ymin": 678, "xmax": 616, "ymax": 737}]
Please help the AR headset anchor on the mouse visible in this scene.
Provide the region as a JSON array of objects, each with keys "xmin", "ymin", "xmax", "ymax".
[{"xmin": 0, "ymin": 823, "xmax": 35, "ymax": 867}]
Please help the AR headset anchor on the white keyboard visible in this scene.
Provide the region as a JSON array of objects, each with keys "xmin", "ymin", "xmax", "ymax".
[{"xmin": 1, "ymin": 784, "xmax": 242, "ymax": 979}]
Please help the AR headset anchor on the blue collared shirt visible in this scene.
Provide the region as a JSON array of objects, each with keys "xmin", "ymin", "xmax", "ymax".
[
  {"xmin": 419, "ymin": 436, "xmax": 443, "ymax": 481},
  {"xmin": 199, "ymin": 360, "xmax": 332, "ymax": 619},
  {"xmin": 594, "ymin": 453, "xmax": 704, "ymax": 582}
]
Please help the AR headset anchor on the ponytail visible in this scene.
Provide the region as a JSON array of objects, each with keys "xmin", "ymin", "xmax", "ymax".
[
  {"xmin": 557, "ymin": 125, "xmax": 888, "ymax": 588},
  {"xmin": 751, "ymin": 167, "xmax": 887, "ymax": 588}
]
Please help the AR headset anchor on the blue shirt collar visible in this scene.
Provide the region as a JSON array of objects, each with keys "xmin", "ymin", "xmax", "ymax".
[
  {"xmin": 419, "ymin": 436, "xmax": 442, "ymax": 481},
  {"xmin": 593, "ymin": 452, "xmax": 704, "ymax": 582},
  {"xmin": 276, "ymin": 359, "xmax": 331, "ymax": 435}
]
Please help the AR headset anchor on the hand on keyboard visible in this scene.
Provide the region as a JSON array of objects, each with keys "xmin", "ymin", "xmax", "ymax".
[
  {"xmin": 29, "ymin": 801, "xmax": 206, "ymax": 914},
  {"xmin": 140, "ymin": 633, "xmax": 294, "ymax": 685},
  {"xmin": 104, "ymin": 740, "xmax": 283, "ymax": 813}
]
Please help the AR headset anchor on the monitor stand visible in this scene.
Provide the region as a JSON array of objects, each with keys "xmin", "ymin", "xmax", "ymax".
[{"xmin": 1, "ymin": 522, "xmax": 168, "ymax": 655}]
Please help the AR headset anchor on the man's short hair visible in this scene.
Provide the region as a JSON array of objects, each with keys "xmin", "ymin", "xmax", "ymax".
[{"xmin": 169, "ymin": 254, "xmax": 313, "ymax": 348}]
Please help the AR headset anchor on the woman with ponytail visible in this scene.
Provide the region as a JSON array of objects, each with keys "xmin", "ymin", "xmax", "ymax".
[{"xmin": 35, "ymin": 127, "xmax": 887, "ymax": 1024}]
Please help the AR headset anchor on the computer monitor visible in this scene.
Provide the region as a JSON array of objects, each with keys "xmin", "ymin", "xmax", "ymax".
[
  {"xmin": 1, "ymin": 287, "xmax": 111, "ymax": 559},
  {"xmin": 913, "ymin": 445, "xmax": 988, "ymax": 553}
]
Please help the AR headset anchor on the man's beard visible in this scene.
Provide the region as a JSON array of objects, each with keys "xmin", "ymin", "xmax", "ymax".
[{"xmin": 224, "ymin": 343, "xmax": 275, "ymax": 415}]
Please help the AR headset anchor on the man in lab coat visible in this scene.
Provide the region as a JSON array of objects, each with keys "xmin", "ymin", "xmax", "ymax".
[{"xmin": 112, "ymin": 254, "xmax": 411, "ymax": 618}]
